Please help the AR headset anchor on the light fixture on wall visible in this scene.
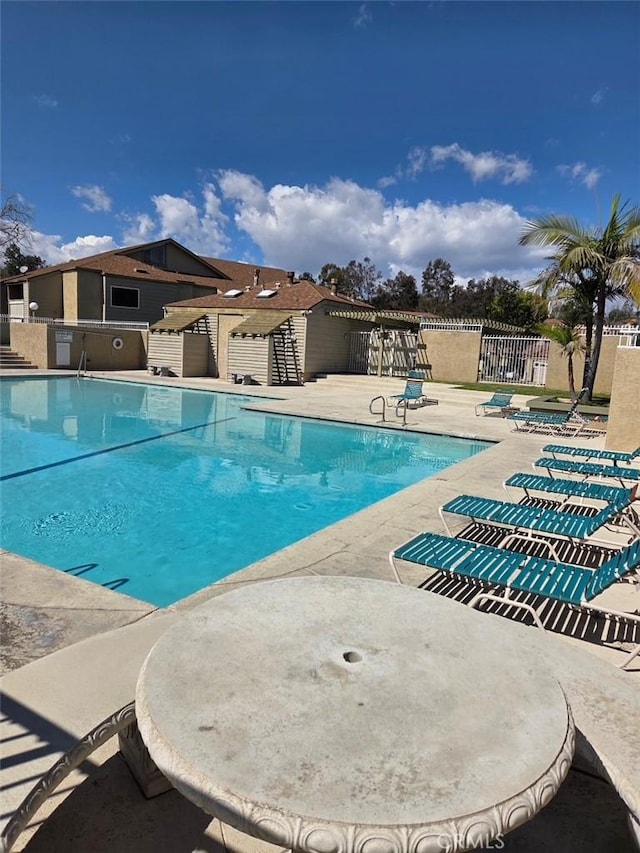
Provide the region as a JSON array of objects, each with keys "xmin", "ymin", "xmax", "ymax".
[{"xmin": 28, "ymin": 301, "xmax": 39, "ymax": 322}]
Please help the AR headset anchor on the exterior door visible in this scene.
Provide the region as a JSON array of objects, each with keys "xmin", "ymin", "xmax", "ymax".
[{"xmin": 56, "ymin": 342, "xmax": 71, "ymax": 367}]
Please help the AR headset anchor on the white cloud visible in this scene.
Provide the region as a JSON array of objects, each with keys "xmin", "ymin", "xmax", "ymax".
[
  {"xmin": 353, "ymin": 3, "xmax": 372, "ymax": 28},
  {"xmin": 121, "ymin": 213, "xmax": 156, "ymax": 245},
  {"xmin": 29, "ymin": 231, "xmax": 119, "ymax": 265},
  {"xmin": 33, "ymin": 94, "xmax": 58, "ymax": 109},
  {"xmin": 430, "ymin": 143, "xmax": 533, "ymax": 185},
  {"xmin": 71, "ymin": 185, "xmax": 113, "ymax": 213},
  {"xmin": 218, "ymin": 171, "xmax": 547, "ymax": 282},
  {"xmin": 122, "ymin": 183, "xmax": 230, "ymax": 255},
  {"xmin": 590, "ymin": 88, "xmax": 607, "ymax": 106},
  {"xmin": 558, "ymin": 162, "xmax": 602, "ymax": 189},
  {"xmin": 28, "ymin": 174, "xmax": 549, "ymax": 284}
]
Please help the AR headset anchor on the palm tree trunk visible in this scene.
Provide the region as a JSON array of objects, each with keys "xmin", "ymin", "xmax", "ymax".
[
  {"xmin": 583, "ymin": 283, "xmax": 607, "ymax": 401},
  {"xmin": 582, "ymin": 316, "xmax": 594, "ymax": 388},
  {"xmin": 567, "ymin": 356, "xmax": 577, "ymax": 402}
]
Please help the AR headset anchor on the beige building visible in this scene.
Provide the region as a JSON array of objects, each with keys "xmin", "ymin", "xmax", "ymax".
[
  {"xmin": 0, "ymin": 239, "xmax": 293, "ymax": 331},
  {"xmin": 149, "ymin": 281, "xmax": 416, "ymax": 384}
]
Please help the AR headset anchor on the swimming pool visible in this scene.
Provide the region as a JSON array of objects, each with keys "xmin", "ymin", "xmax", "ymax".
[{"xmin": 1, "ymin": 377, "xmax": 490, "ymax": 606}]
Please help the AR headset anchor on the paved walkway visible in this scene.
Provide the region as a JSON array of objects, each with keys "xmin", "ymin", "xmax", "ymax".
[{"xmin": 1, "ymin": 372, "xmax": 639, "ymax": 851}]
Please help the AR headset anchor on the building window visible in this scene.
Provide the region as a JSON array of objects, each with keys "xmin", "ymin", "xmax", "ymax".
[{"xmin": 111, "ymin": 285, "xmax": 140, "ymax": 309}]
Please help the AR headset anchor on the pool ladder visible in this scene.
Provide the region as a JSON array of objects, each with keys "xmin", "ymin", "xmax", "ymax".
[
  {"xmin": 369, "ymin": 396, "xmax": 408, "ymax": 426},
  {"xmin": 76, "ymin": 351, "xmax": 87, "ymax": 378}
]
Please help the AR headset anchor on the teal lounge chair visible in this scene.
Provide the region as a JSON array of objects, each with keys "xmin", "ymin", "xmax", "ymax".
[
  {"xmin": 439, "ymin": 489, "xmax": 638, "ymax": 553},
  {"xmin": 535, "ymin": 457, "xmax": 640, "ymax": 485},
  {"xmin": 387, "ymin": 376, "xmax": 438, "ymax": 409},
  {"xmin": 504, "ymin": 473, "xmax": 630, "ymax": 507},
  {"xmin": 475, "ymin": 390, "xmax": 513, "ymax": 417},
  {"xmin": 389, "ymin": 532, "xmax": 640, "ymax": 669},
  {"xmin": 508, "ymin": 410, "xmax": 606, "ymax": 437},
  {"xmin": 542, "ymin": 444, "xmax": 640, "ymax": 466}
]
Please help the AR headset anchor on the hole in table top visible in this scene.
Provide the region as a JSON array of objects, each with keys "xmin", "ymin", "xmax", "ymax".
[{"xmin": 343, "ymin": 651, "xmax": 362, "ymax": 663}]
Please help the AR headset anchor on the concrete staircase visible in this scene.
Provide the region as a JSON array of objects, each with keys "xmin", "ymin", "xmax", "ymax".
[{"xmin": 0, "ymin": 346, "xmax": 36, "ymax": 369}]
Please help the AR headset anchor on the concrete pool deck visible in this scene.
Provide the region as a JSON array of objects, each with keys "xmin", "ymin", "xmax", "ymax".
[{"xmin": 1, "ymin": 371, "xmax": 639, "ymax": 851}]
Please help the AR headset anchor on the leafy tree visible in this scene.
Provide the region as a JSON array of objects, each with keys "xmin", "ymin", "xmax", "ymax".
[
  {"xmin": 1, "ymin": 242, "xmax": 46, "ymax": 276},
  {"xmin": 372, "ymin": 271, "xmax": 419, "ymax": 311},
  {"xmin": 344, "ymin": 257, "xmax": 382, "ymax": 302},
  {"xmin": 451, "ymin": 276, "xmax": 521, "ymax": 319},
  {"xmin": 537, "ymin": 322, "xmax": 585, "ymax": 402},
  {"xmin": 606, "ymin": 299, "xmax": 638, "ymax": 325},
  {"xmin": 319, "ymin": 258, "xmax": 382, "ymax": 301},
  {"xmin": 298, "ymin": 271, "xmax": 316, "ymax": 283},
  {"xmin": 420, "ymin": 258, "xmax": 454, "ymax": 312},
  {"xmin": 526, "ymin": 264, "xmax": 597, "ymax": 388},
  {"xmin": 319, "ymin": 262, "xmax": 352, "ymax": 294},
  {"xmin": 519, "ymin": 194, "xmax": 640, "ymax": 400},
  {"xmin": 488, "ymin": 287, "xmax": 548, "ymax": 331},
  {"xmin": 0, "ymin": 193, "xmax": 33, "ymax": 249}
]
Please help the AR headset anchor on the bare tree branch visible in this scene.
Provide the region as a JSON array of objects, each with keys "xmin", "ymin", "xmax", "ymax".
[{"xmin": 0, "ymin": 193, "xmax": 33, "ymax": 249}]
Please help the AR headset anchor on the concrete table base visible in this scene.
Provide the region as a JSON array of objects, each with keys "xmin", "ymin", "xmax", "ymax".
[
  {"xmin": 118, "ymin": 721, "xmax": 173, "ymax": 799},
  {"xmin": 135, "ymin": 577, "xmax": 575, "ymax": 853}
]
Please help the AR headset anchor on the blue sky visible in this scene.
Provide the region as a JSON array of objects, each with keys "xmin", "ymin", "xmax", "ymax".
[{"xmin": 2, "ymin": 1, "xmax": 639, "ymax": 284}]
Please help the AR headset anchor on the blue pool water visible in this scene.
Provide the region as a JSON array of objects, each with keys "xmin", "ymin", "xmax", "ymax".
[{"xmin": 1, "ymin": 377, "xmax": 490, "ymax": 606}]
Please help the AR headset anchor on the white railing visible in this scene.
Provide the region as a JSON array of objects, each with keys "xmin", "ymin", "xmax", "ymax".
[
  {"xmin": 419, "ymin": 319, "xmax": 483, "ymax": 332},
  {"xmin": 0, "ymin": 315, "xmax": 149, "ymax": 331},
  {"xmin": 479, "ymin": 336, "xmax": 550, "ymax": 386}
]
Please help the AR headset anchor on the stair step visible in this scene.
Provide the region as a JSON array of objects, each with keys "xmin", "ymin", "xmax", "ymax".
[{"xmin": 0, "ymin": 347, "xmax": 35, "ymax": 368}]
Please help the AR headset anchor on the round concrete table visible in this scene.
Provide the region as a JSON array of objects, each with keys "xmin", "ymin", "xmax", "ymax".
[{"xmin": 135, "ymin": 577, "xmax": 574, "ymax": 853}]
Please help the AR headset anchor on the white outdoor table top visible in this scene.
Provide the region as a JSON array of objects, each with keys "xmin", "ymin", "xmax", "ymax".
[{"xmin": 135, "ymin": 576, "xmax": 574, "ymax": 853}]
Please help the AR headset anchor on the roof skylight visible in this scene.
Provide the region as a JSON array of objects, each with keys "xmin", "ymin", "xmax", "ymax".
[
  {"xmin": 256, "ymin": 289, "xmax": 276, "ymax": 298},
  {"xmin": 223, "ymin": 289, "xmax": 243, "ymax": 297}
]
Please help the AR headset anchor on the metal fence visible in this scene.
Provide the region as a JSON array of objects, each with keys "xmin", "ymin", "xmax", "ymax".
[{"xmin": 478, "ymin": 336, "xmax": 550, "ymax": 386}]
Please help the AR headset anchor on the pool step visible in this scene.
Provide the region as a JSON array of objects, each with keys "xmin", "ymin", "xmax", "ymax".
[{"xmin": 0, "ymin": 346, "xmax": 37, "ymax": 369}]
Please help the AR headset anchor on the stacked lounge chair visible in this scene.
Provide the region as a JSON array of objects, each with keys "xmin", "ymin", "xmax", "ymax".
[{"xmin": 508, "ymin": 410, "xmax": 607, "ymax": 437}]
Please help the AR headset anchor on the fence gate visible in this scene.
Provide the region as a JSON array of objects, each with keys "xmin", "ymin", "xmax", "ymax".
[
  {"xmin": 478, "ymin": 336, "xmax": 549, "ymax": 385},
  {"xmin": 348, "ymin": 330, "xmax": 418, "ymax": 376}
]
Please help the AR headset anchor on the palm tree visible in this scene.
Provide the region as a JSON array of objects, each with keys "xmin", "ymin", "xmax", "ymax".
[
  {"xmin": 538, "ymin": 322, "xmax": 584, "ymax": 403},
  {"xmin": 520, "ymin": 194, "xmax": 640, "ymax": 400}
]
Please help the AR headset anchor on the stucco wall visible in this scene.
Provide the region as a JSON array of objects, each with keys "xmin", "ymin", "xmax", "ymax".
[
  {"xmin": 9, "ymin": 323, "xmax": 146, "ymax": 370},
  {"xmin": 544, "ymin": 335, "xmax": 618, "ymax": 395},
  {"xmin": 420, "ymin": 329, "xmax": 481, "ymax": 383},
  {"xmin": 26, "ymin": 271, "xmax": 64, "ymax": 320},
  {"xmin": 605, "ymin": 346, "xmax": 640, "ymax": 451},
  {"xmin": 8, "ymin": 323, "xmax": 50, "ymax": 367}
]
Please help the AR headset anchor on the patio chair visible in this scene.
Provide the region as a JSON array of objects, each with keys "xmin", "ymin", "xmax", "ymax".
[
  {"xmin": 439, "ymin": 488, "xmax": 638, "ymax": 554},
  {"xmin": 389, "ymin": 532, "xmax": 640, "ymax": 669},
  {"xmin": 387, "ymin": 376, "xmax": 438, "ymax": 409},
  {"xmin": 475, "ymin": 390, "xmax": 513, "ymax": 416},
  {"xmin": 535, "ymin": 457, "xmax": 640, "ymax": 485},
  {"xmin": 508, "ymin": 410, "xmax": 606, "ymax": 438},
  {"xmin": 504, "ymin": 473, "xmax": 631, "ymax": 508},
  {"xmin": 542, "ymin": 444, "xmax": 640, "ymax": 466}
]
